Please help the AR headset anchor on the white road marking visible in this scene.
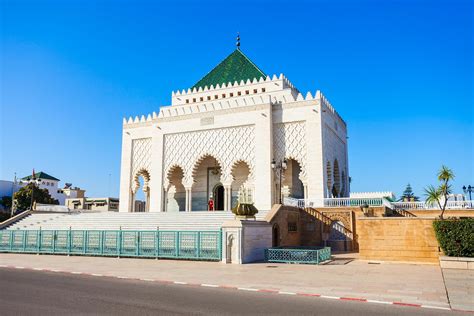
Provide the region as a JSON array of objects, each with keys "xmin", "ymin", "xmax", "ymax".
[
  {"xmin": 320, "ymin": 295, "xmax": 340, "ymax": 300},
  {"xmin": 238, "ymin": 288, "xmax": 258, "ymax": 292},
  {"xmin": 366, "ymin": 299, "xmax": 392, "ymax": 305}
]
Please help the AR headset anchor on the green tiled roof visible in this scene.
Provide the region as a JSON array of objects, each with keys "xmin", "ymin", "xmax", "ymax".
[
  {"xmin": 192, "ymin": 49, "xmax": 266, "ymax": 90},
  {"xmin": 22, "ymin": 171, "xmax": 60, "ymax": 181}
]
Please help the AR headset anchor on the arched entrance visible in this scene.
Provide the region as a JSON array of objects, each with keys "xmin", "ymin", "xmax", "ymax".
[
  {"xmin": 192, "ymin": 155, "xmax": 223, "ymax": 211},
  {"xmin": 272, "ymin": 224, "xmax": 280, "ymax": 247},
  {"xmin": 131, "ymin": 169, "xmax": 150, "ymax": 212},
  {"xmin": 281, "ymin": 159, "xmax": 304, "ymax": 200},
  {"xmin": 213, "ymin": 184, "xmax": 224, "ymax": 211},
  {"xmin": 166, "ymin": 166, "xmax": 186, "ymax": 212},
  {"xmin": 231, "ymin": 160, "xmax": 251, "ymax": 208}
]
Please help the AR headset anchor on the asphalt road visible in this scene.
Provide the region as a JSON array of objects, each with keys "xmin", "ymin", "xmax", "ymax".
[{"xmin": 0, "ymin": 268, "xmax": 456, "ymax": 316}]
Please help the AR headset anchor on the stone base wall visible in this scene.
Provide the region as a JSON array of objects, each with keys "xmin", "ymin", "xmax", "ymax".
[
  {"xmin": 358, "ymin": 217, "xmax": 440, "ymax": 263},
  {"xmin": 221, "ymin": 219, "xmax": 272, "ymax": 264}
]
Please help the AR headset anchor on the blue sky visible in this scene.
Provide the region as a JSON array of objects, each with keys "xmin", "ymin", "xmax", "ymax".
[{"xmin": 1, "ymin": 0, "xmax": 472, "ymax": 199}]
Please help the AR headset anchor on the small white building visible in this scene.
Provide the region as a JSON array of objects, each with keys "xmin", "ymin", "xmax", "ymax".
[
  {"xmin": 20, "ymin": 172, "xmax": 84, "ymax": 205},
  {"xmin": 119, "ymin": 46, "xmax": 349, "ymax": 212}
]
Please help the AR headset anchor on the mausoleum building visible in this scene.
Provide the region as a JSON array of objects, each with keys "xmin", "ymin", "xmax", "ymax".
[{"xmin": 119, "ymin": 47, "xmax": 349, "ymax": 212}]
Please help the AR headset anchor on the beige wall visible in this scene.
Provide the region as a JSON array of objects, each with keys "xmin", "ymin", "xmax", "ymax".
[{"xmin": 358, "ymin": 217, "xmax": 440, "ymax": 263}]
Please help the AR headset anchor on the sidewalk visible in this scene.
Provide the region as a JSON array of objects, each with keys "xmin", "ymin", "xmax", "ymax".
[{"xmin": 0, "ymin": 253, "xmax": 468, "ymax": 312}]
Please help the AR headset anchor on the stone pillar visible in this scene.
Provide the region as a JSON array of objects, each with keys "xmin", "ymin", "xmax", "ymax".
[
  {"xmin": 162, "ymin": 187, "xmax": 167, "ymax": 212},
  {"xmin": 185, "ymin": 187, "xmax": 192, "ymax": 212},
  {"xmin": 223, "ymin": 184, "xmax": 232, "ymax": 212},
  {"xmin": 150, "ymin": 127, "xmax": 164, "ymax": 212},
  {"xmin": 254, "ymin": 99, "xmax": 273, "ymax": 210},
  {"xmin": 305, "ymin": 95, "xmax": 325, "ymax": 201},
  {"xmin": 119, "ymin": 132, "xmax": 133, "ymax": 212}
]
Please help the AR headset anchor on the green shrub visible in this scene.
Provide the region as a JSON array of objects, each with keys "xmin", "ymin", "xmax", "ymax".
[{"xmin": 433, "ymin": 218, "xmax": 474, "ymax": 257}]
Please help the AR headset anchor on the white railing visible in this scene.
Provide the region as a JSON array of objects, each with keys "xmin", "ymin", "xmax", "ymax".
[
  {"xmin": 322, "ymin": 197, "xmax": 385, "ymax": 207},
  {"xmin": 283, "ymin": 197, "xmax": 474, "ymax": 210},
  {"xmin": 282, "ymin": 197, "xmax": 387, "ymax": 208},
  {"xmin": 391, "ymin": 200, "xmax": 474, "ymax": 210}
]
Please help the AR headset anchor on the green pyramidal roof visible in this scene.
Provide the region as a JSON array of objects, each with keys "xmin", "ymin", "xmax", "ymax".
[
  {"xmin": 22, "ymin": 171, "xmax": 60, "ymax": 181},
  {"xmin": 192, "ymin": 49, "xmax": 266, "ymax": 90}
]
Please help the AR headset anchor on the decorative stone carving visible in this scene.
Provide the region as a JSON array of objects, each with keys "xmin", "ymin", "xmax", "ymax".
[
  {"xmin": 163, "ymin": 126, "xmax": 255, "ymax": 185},
  {"xmin": 131, "ymin": 138, "xmax": 152, "ymax": 181},
  {"xmin": 273, "ymin": 121, "xmax": 307, "ymax": 180}
]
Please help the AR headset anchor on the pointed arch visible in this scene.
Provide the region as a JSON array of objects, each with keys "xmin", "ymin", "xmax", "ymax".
[
  {"xmin": 165, "ymin": 165, "xmax": 185, "ymax": 212},
  {"xmin": 326, "ymin": 161, "xmax": 332, "ymax": 197},
  {"xmin": 333, "ymin": 159, "xmax": 341, "ymax": 197},
  {"xmin": 131, "ymin": 168, "xmax": 150, "ymax": 212}
]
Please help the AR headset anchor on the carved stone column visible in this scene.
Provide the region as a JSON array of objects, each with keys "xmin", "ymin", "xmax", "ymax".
[
  {"xmin": 185, "ymin": 187, "xmax": 192, "ymax": 212},
  {"xmin": 223, "ymin": 184, "xmax": 232, "ymax": 212}
]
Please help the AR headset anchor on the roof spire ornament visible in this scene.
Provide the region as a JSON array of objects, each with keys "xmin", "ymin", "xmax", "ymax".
[{"xmin": 236, "ymin": 33, "xmax": 240, "ymax": 49}]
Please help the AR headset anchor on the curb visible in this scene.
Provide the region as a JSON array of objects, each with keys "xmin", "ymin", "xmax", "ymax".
[{"xmin": 0, "ymin": 264, "xmax": 466, "ymax": 313}]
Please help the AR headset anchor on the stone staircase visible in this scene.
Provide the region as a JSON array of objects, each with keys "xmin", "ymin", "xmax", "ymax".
[{"xmin": 3, "ymin": 210, "xmax": 271, "ymax": 231}]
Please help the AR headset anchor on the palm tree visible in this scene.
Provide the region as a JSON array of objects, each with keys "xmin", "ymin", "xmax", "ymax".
[{"xmin": 424, "ymin": 165, "xmax": 454, "ymax": 220}]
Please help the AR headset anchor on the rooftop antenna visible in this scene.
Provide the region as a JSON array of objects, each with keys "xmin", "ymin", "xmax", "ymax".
[{"xmin": 236, "ymin": 32, "xmax": 240, "ymax": 49}]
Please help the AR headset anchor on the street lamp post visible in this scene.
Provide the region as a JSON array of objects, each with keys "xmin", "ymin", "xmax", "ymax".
[
  {"xmin": 463, "ymin": 185, "xmax": 473, "ymax": 201},
  {"xmin": 271, "ymin": 158, "xmax": 287, "ymax": 204}
]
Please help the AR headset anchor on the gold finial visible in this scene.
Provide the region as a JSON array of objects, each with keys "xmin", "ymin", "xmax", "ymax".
[{"xmin": 236, "ymin": 33, "xmax": 240, "ymax": 49}]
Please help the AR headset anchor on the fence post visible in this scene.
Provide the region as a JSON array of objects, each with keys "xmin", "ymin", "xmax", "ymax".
[
  {"xmin": 9, "ymin": 230, "xmax": 13, "ymax": 251},
  {"xmin": 52, "ymin": 230, "xmax": 57, "ymax": 254},
  {"xmin": 176, "ymin": 231, "xmax": 180, "ymax": 258},
  {"xmin": 136, "ymin": 231, "xmax": 140, "ymax": 257},
  {"xmin": 100, "ymin": 230, "xmax": 105, "ymax": 255},
  {"xmin": 117, "ymin": 226, "xmax": 122, "ymax": 258},
  {"xmin": 197, "ymin": 232, "xmax": 201, "ymax": 258},
  {"xmin": 22, "ymin": 230, "xmax": 26, "ymax": 252},
  {"xmin": 68, "ymin": 227, "xmax": 72, "ymax": 256},
  {"xmin": 37, "ymin": 228, "xmax": 41, "ymax": 254},
  {"xmin": 155, "ymin": 227, "xmax": 159, "ymax": 259},
  {"xmin": 83, "ymin": 230, "xmax": 87, "ymax": 255},
  {"xmin": 219, "ymin": 229, "xmax": 223, "ymax": 261}
]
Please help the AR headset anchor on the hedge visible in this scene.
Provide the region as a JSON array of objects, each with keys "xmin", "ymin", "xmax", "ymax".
[{"xmin": 433, "ymin": 218, "xmax": 474, "ymax": 258}]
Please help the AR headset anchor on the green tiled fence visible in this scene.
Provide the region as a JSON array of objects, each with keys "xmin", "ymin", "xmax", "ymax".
[
  {"xmin": 265, "ymin": 246, "xmax": 331, "ymax": 264},
  {"xmin": 0, "ymin": 230, "xmax": 222, "ymax": 261}
]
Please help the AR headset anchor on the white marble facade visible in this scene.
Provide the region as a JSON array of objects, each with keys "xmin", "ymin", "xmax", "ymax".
[{"xmin": 119, "ymin": 56, "xmax": 349, "ymax": 212}]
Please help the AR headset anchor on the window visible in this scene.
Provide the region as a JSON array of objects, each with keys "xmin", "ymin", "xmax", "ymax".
[
  {"xmin": 245, "ymin": 90, "xmax": 249, "ymax": 95},
  {"xmin": 288, "ymin": 222, "xmax": 297, "ymax": 232},
  {"xmin": 288, "ymin": 212, "xmax": 298, "ymax": 232},
  {"xmin": 222, "ymin": 94, "xmax": 226, "ymax": 98},
  {"xmin": 214, "ymin": 95, "xmax": 218, "ymax": 99},
  {"xmin": 262, "ymin": 88, "xmax": 266, "ymax": 93},
  {"xmin": 185, "ymin": 99, "xmax": 189, "ymax": 104},
  {"xmin": 229, "ymin": 93, "xmax": 234, "ymax": 97},
  {"xmin": 253, "ymin": 89, "xmax": 257, "ymax": 94},
  {"xmin": 193, "ymin": 98, "xmax": 196, "ymax": 102},
  {"xmin": 200, "ymin": 97, "xmax": 203, "ymax": 102},
  {"xmin": 207, "ymin": 96, "xmax": 211, "ymax": 101},
  {"xmin": 238, "ymin": 91, "xmax": 242, "ymax": 96}
]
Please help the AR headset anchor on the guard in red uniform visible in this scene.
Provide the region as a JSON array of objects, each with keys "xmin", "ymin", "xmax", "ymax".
[{"xmin": 208, "ymin": 198, "xmax": 214, "ymax": 211}]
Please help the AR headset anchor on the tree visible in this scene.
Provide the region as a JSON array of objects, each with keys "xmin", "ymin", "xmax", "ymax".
[
  {"xmin": 399, "ymin": 183, "xmax": 419, "ymax": 202},
  {"xmin": 13, "ymin": 183, "xmax": 59, "ymax": 211},
  {"xmin": 424, "ymin": 165, "xmax": 455, "ymax": 220},
  {"xmin": 0, "ymin": 196, "xmax": 12, "ymax": 209}
]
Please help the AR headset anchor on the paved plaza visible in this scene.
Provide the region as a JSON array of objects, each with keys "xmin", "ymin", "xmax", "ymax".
[{"xmin": 1, "ymin": 253, "xmax": 472, "ymax": 312}]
